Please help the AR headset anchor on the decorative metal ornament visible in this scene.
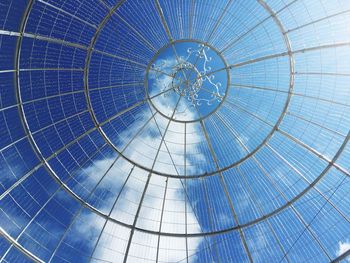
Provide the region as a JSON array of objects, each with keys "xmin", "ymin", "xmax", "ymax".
[{"xmin": 152, "ymin": 44, "xmax": 225, "ymax": 114}]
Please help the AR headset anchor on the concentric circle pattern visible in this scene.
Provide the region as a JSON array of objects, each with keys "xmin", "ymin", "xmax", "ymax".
[
  {"xmin": 0, "ymin": 0, "xmax": 350, "ymax": 263},
  {"xmin": 146, "ymin": 40, "xmax": 229, "ymax": 123}
]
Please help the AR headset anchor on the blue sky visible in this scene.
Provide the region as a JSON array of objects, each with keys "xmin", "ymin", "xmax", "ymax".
[{"xmin": 1, "ymin": 0, "xmax": 350, "ymax": 262}]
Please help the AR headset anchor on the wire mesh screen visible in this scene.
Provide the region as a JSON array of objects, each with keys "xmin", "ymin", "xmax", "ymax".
[{"xmin": 0, "ymin": 0, "xmax": 350, "ymax": 262}]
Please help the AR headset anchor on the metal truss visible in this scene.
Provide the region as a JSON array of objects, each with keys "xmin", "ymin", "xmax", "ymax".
[{"xmin": 1, "ymin": 0, "xmax": 350, "ymax": 262}]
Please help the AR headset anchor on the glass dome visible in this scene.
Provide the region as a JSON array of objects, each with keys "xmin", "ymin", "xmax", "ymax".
[{"xmin": 0, "ymin": 0, "xmax": 350, "ymax": 262}]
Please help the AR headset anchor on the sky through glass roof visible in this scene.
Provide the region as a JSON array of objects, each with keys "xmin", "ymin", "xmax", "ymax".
[{"xmin": 0, "ymin": 0, "xmax": 350, "ymax": 262}]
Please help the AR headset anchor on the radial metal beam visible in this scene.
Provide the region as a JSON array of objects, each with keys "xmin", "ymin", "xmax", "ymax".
[
  {"xmin": 90, "ymin": 165, "xmax": 135, "ymax": 261},
  {"xmin": 205, "ymin": 0, "xmax": 233, "ymax": 43},
  {"xmin": 149, "ymin": 66, "xmax": 182, "ymax": 80},
  {"xmin": 230, "ymin": 83, "xmax": 289, "ymax": 94},
  {"xmin": 123, "ymin": 96, "xmax": 183, "ymax": 262},
  {"xmin": 113, "ymin": 12, "xmax": 158, "ymax": 52},
  {"xmin": 259, "ymin": 149, "xmax": 331, "ymax": 261},
  {"xmin": 154, "ymin": 0, "xmax": 174, "ymax": 43},
  {"xmin": 219, "ymin": 0, "xmax": 299, "ymax": 54},
  {"xmin": 193, "ymin": 98, "xmax": 252, "ymax": 261},
  {"xmin": 286, "ymin": 111, "xmax": 346, "ymax": 137},
  {"xmin": 0, "ymin": 29, "xmax": 21, "ymax": 36},
  {"xmin": 332, "ymin": 249, "xmax": 350, "ymax": 262},
  {"xmin": 231, "ymin": 83, "xmax": 350, "ymax": 108},
  {"xmin": 0, "ymin": 29, "xmax": 88, "ymax": 50},
  {"xmin": 1, "ymin": 8, "xmax": 154, "ymax": 73},
  {"xmin": 285, "ymin": 9, "xmax": 350, "ymax": 34},
  {"xmin": 197, "ymin": 116, "xmax": 253, "ymax": 263},
  {"xmin": 219, "ymin": 16, "xmax": 271, "ymax": 55},
  {"xmin": 155, "ymin": 0, "xmax": 232, "ymax": 98},
  {"xmin": 37, "ymin": 0, "xmax": 98, "ymax": 29},
  {"xmin": 20, "ymin": 68, "xmax": 84, "ymax": 72},
  {"xmin": 0, "ymin": 164, "xmax": 42, "ymax": 201},
  {"xmin": 154, "ymin": 0, "xmax": 193, "ymax": 87},
  {"xmin": 155, "ymin": 177, "xmax": 169, "ymax": 263},
  {"xmin": 294, "ymin": 71, "xmax": 350, "ymax": 77}
]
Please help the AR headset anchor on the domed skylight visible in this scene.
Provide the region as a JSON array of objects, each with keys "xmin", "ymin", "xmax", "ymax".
[{"xmin": 0, "ymin": 0, "xmax": 350, "ymax": 262}]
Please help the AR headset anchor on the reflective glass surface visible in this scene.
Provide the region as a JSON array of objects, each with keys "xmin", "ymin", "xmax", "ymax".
[{"xmin": 0, "ymin": 0, "xmax": 350, "ymax": 262}]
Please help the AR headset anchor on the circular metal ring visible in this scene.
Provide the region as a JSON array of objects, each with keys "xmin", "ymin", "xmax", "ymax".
[
  {"xmin": 85, "ymin": 29, "xmax": 293, "ymax": 178},
  {"xmin": 144, "ymin": 39, "xmax": 230, "ymax": 123},
  {"xmin": 15, "ymin": 0, "xmax": 347, "ymax": 245}
]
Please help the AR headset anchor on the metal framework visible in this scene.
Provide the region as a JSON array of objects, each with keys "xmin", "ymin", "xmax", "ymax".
[
  {"xmin": 144, "ymin": 39, "xmax": 230, "ymax": 123},
  {"xmin": 0, "ymin": 0, "xmax": 350, "ymax": 262}
]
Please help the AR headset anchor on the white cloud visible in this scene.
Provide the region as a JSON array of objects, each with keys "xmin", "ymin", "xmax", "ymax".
[
  {"xmin": 337, "ymin": 241, "xmax": 350, "ymax": 262},
  {"xmin": 148, "ymin": 56, "xmax": 199, "ymax": 123},
  {"xmin": 72, "ymin": 57, "xmax": 207, "ymax": 262}
]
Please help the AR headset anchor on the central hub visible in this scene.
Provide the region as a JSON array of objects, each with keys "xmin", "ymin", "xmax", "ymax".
[
  {"xmin": 172, "ymin": 62, "xmax": 203, "ymax": 100},
  {"xmin": 146, "ymin": 40, "xmax": 229, "ymax": 122}
]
